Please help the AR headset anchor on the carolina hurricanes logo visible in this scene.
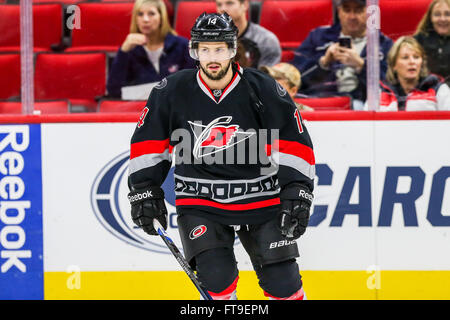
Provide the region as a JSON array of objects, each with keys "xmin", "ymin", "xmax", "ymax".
[
  {"xmin": 189, "ymin": 225, "xmax": 207, "ymax": 240},
  {"xmin": 201, "ymin": 124, "xmax": 239, "ymax": 148},
  {"xmin": 188, "ymin": 116, "xmax": 255, "ymax": 159}
]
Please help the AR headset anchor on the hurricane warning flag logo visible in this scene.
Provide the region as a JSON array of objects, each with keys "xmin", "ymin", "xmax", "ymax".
[{"xmin": 189, "ymin": 116, "xmax": 255, "ymax": 159}]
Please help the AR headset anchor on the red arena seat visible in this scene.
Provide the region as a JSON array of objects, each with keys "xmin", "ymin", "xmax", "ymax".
[
  {"xmin": 67, "ymin": 2, "xmax": 134, "ymax": 52},
  {"xmin": 174, "ymin": 1, "xmax": 217, "ymax": 39},
  {"xmin": 98, "ymin": 100, "xmax": 146, "ymax": 113},
  {"xmin": 259, "ymin": 0, "xmax": 333, "ymax": 50},
  {"xmin": 34, "ymin": 53, "xmax": 107, "ymax": 111},
  {"xmin": 0, "ymin": 100, "xmax": 70, "ymax": 114},
  {"xmin": 0, "ymin": 4, "xmax": 63, "ymax": 52},
  {"xmin": 32, "ymin": 0, "xmax": 79, "ymax": 3},
  {"xmin": 281, "ymin": 50, "xmax": 295, "ymax": 62},
  {"xmin": 295, "ymin": 96, "xmax": 352, "ymax": 111},
  {"xmin": 99, "ymin": 0, "xmax": 174, "ymax": 25},
  {"xmin": 379, "ymin": 0, "xmax": 432, "ymax": 40},
  {"xmin": 0, "ymin": 54, "xmax": 21, "ymax": 100}
]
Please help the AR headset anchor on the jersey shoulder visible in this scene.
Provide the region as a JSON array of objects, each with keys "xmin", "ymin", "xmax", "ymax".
[
  {"xmin": 145, "ymin": 68, "xmax": 197, "ymax": 109},
  {"xmin": 242, "ymin": 67, "xmax": 276, "ymax": 90},
  {"xmin": 164, "ymin": 68, "xmax": 198, "ymax": 87},
  {"xmin": 243, "ymin": 67, "xmax": 290, "ymax": 102},
  {"xmin": 155, "ymin": 68, "xmax": 197, "ymax": 93}
]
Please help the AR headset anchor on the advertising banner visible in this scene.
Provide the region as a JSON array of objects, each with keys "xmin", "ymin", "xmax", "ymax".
[
  {"xmin": 40, "ymin": 120, "xmax": 450, "ymax": 273},
  {"xmin": 1, "ymin": 115, "xmax": 449, "ymax": 299},
  {"xmin": 0, "ymin": 125, "xmax": 43, "ymax": 299}
]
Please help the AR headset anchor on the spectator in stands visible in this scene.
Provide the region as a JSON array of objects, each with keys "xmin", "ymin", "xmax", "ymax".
[
  {"xmin": 107, "ymin": 0, "xmax": 195, "ymax": 98},
  {"xmin": 373, "ymin": 36, "xmax": 450, "ymax": 111},
  {"xmin": 260, "ymin": 63, "xmax": 314, "ymax": 111},
  {"xmin": 290, "ymin": 0, "xmax": 393, "ymax": 110},
  {"xmin": 216, "ymin": 0, "xmax": 281, "ymax": 67},
  {"xmin": 235, "ymin": 38, "xmax": 261, "ymax": 68},
  {"xmin": 414, "ymin": 0, "xmax": 450, "ymax": 85}
]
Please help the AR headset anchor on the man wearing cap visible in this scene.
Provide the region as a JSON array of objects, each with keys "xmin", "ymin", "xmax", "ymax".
[
  {"xmin": 260, "ymin": 63, "xmax": 314, "ymax": 111},
  {"xmin": 290, "ymin": 0, "xmax": 393, "ymax": 109}
]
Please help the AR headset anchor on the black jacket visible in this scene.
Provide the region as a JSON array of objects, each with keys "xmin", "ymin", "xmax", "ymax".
[{"xmin": 415, "ymin": 31, "xmax": 450, "ymax": 86}]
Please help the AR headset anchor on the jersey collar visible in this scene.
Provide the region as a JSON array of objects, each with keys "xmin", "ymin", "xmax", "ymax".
[{"xmin": 196, "ymin": 64, "xmax": 243, "ymax": 104}]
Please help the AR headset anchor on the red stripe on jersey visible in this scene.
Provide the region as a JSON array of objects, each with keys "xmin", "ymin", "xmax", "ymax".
[
  {"xmin": 175, "ymin": 198, "xmax": 280, "ymax": 211},
  {"xmin": 198, "ymin": 72, "xmax": 215, "ymax": 99},
  {"xmin": 220, "ymin": 71, "xmax": 239, "ymax": 98},
  {"xmin": 198, "ymin": 68, "xmax": 239, "ymax": 101},
  {"xmin": 130, "ymin": 139, "xmax": 170, "ymax": 159},
  {"xmin": 273, "ymin": 139, "xmax": 315, "ymax": 165}
]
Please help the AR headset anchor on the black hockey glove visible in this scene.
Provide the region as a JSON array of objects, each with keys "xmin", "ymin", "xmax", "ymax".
[
  {"xmin": 128, "ymin": 186, "xmax": 167, "ymax": 236},
  {"xmin": 278, "ymin": 184, "xmax": 314, "ymax": 239}
]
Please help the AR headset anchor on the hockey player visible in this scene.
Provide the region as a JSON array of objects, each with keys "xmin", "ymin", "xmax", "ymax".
[{"xmin": 127, "ymin": 12, "xmax": 315, "ymax": 300}]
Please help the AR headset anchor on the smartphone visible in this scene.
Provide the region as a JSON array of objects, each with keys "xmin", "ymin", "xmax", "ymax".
[{"xmin": 338, "ymin": 36, "xmax": 352, "ymax": 48}]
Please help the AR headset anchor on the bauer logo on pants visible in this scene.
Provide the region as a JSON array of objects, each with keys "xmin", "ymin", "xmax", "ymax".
[{"xmin": 189, "ymin": 225, "xmax": 207, "ymax": 240}]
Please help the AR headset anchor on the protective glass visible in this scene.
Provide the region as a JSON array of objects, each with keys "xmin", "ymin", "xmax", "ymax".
[{"xmin": 189, "ymin": 45, "xmax": 236, "ymax": 62}]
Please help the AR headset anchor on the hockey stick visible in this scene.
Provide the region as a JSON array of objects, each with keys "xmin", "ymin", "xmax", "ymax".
[{"xmin": 153, "ymin": 219, "xmax": 213, "ymax": 300}]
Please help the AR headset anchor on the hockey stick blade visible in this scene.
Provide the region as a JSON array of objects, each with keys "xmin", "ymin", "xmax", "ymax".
[{"xmin": 153, "ymin": 219, "xmax": 213, "ymax": 300}]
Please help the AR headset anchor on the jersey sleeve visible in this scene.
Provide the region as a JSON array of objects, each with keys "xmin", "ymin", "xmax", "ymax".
[
  {"xmin": 262, "ymin": 77, "xmax": 315, "ymax": 192},
  {"xmin": 128, "ymin": 80, "xmax": 172, "ymax": 188}
]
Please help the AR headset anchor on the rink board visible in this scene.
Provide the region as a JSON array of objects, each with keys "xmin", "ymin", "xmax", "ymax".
[
  {"xmin": 0, "ymin": 111, "xmax": 450, "ymax": 299},
  {"xmin": 44, "ymin": 270, "xmax": 450, "ymax": 300}
]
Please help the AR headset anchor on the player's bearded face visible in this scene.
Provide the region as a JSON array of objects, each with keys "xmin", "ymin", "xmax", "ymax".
[{"xmin": 200, "ymin": 59, "xmax": 232, "ymax": 81}]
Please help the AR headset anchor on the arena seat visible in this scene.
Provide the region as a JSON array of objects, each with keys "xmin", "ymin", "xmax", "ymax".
[
  {"xmin": 67, "ymin": 2, "xmax": 134, "ymax": 52},
  {"xmin": 281, "ymin": 50, "xmax": 294, "ymax": 62},
  {"xmin": 34, "ymin": 53, "xmax": 107, "ymax": 111},
  {"xmin": 259, "ymin": 0, "xmax": 333, "ymax": 50},
  {"xmin": 32, "ymin": 0, "xmax": 79, "ymax": 3},
  {"xmin": 295, "ymin": 96, "xmax": 352, "ymax": 111},
  {"xmin": 0, "ymin": 100, "xmax": 70, "ymax": 114},
  {"xmin": 98, "ymin": 100, "xmax": 146, "ymax": 113},
  {"xmin": 0, "ymin": 4, "xmax": 63, "ymax": 52},
  {"xmin": 379, "ymin": 0, "xmax": 432, "ymax": 40},
  {"xmin": 99, "ymin": 0, "xmax": 174, "ymax": 24},
  {"xmin": 0, "ymin": 54, "xmax": 21, "ymax": 100},
  {"xmin": 174, "ymin": 1, "xmax": 217, "ymax": 39}
]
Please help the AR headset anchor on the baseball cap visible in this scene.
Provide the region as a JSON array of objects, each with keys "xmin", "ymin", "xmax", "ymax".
[
  {"xmin": 259, "ymin": 63, "xmax": 301, "ymax": 88},
  {"xmin": 335, "ymin": 0, "xmax": 366, "ymax": 6}
]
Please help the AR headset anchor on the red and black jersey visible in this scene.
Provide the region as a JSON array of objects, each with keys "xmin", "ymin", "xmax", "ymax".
[{"xmin": 129, "ymin": 65, "xmax": 315, "ymax": 225}]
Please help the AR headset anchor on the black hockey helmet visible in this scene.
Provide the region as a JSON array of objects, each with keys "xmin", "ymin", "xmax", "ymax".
[{"xmin": 189, "ymin": 12, "xmax": 238, "ymax": 51}]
